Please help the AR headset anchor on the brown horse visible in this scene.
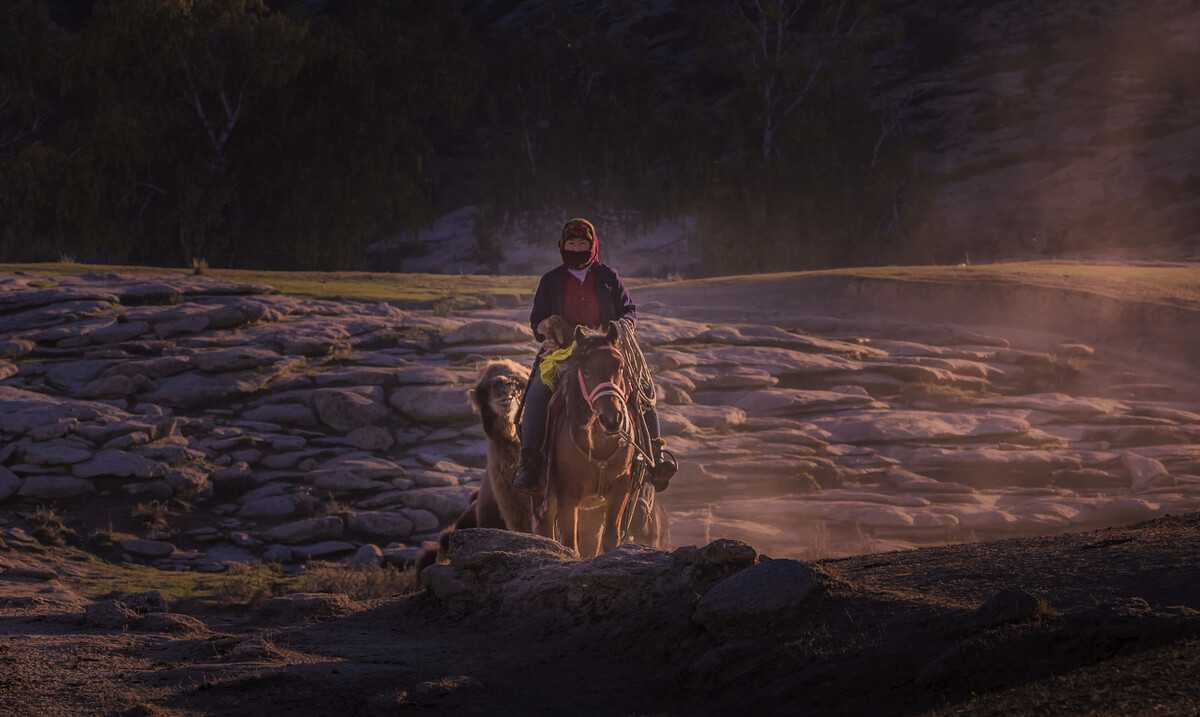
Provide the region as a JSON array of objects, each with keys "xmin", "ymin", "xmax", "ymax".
[{"xmin": 537, "ymin": 321, "xmax": 641, "ymax": 557}]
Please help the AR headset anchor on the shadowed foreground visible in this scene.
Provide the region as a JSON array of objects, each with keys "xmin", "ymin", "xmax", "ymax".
[{"xmin": 2, "ymin": 514, "xmax": 1199, "ymax": 716}]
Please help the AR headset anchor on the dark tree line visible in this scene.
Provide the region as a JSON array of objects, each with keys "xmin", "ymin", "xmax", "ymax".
[{"xmin": 1, "ymin": 0, "xmax": 935, "ymax": 274}]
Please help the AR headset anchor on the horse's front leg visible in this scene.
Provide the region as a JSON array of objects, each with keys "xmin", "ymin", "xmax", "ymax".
[
  {"xmin": 601, "ymin": 479, "xmax": 633, "ymax": 553},
  {"xmin": 555, "ymin": 496, "xmax": 580, "ymax": 556}
]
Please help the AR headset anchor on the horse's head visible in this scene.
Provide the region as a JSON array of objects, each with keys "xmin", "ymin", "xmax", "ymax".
[{"xmin": 571, "ymin": 321, "xmax": 627, "ymax": 436}]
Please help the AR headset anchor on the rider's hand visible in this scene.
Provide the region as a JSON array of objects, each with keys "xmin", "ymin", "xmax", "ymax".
[{"xmin": 537, "ymin": 315, "xmax": 568, "ymax": 353}]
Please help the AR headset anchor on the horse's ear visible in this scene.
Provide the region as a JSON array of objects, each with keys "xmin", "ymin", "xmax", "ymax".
[
  {"xmin": 572, "ymin": 324, "xmax": 586, "ymax": 344},
  {"xmin": 605, "ymin": 321, "xmax": 619, "ymax": 345}
]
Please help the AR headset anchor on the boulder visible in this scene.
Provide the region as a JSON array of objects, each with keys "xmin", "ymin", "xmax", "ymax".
[
  {"xmin": 348, "ymin": 543, "xmax": 384, "ymax": 568},
  {"xmin": 18, "ymin": 475, "xmax": 94, "ymax": 499},
  {"xmin": 264, "ymin": 516, "xmax": 344, "ymax": 545},
  {"xmin": 389, "ymin": 385, "xmax": 474, "ymax": 425},
  {"xmin": 693, "ymin": 559, "xmax": 833, "ymax": 634},
  {"xmin": 345, "ymin": 426, "xmax": 395, "ymax": 451},
  {"xmin": 443, "ymin": 320, "xmax": 532, "ymax": 346},
  {"xmin": 72, "ymin": 450, "xmax": 165, "ymax": 480},
  {"xmin": 313, "ymin": 387, "xmax": 388, "ymax": 432},
  {"xmin": 239, "ymin": 495, "xmax": 304, "ymax": 519},
  {"xmin": 346, "ymin": 511, "xmax": 415, "ymax": 539},
  {"xmin": 0, "ymin": 467, "xmax": 21, "ymax": 502},
  {"xmin": 144, "ymin": 369, "xmax": 276, "ymax": 409},
  {"xmin": 394, "ymin": 487, "xmax": 475, "ymax": 522},
  {"xmin": 262, "ymin": 544, "xmax": 294, "ymax": 563},
  {"xmin": 240, "ymin": 403, "xmax": 318, "ymax": 427},
  {"xmin": 193, "ymin": 347, "xmax": 280, "ymax": 372},
  {"xmin": 118, "ymin": 538, "xmax": 176, "ymax": 558},
  {"xmin": 293, "ymin": 541, "xmax": 357, "ymax": 559},
  {"xmin": 20, "ymin": 440, "xmax": 94, "ymax": 466},
  {"xmin": 84, "ymin": 600, "xmax": 137, "ymax": 629},
  {"xmin": 973, "ymin": 588, "xmax": 1054, "ymax": 627}
]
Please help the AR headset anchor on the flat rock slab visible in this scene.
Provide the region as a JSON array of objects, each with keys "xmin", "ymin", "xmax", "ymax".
[
  {"xmin": 443, "ymin": 320, "xmax": 532, "ymax": 345},
  {"xmin": 389, "ymin": 385, "xmax": 475, "ymax": 425},
  {"xmin": 809, "ymin": 410, "xmax": 1032, "ymax": 444},
  {"xmin": 72, "ymin": 449, "xmax": 165, "ymax": 479},
  {"xmin": 18, "ymin": 475, "xmax": 94, "ymax": 499},
  {"xmin": 119, "ymin": 538, "xmax": 176, "ymax": 558},
  {"xmin": 264, "ymin": 516, "xmax": 344, "ymax": 545},
  {"xmin": 710, "ymin": 388, "xmax": 875, "ymax": 416}
]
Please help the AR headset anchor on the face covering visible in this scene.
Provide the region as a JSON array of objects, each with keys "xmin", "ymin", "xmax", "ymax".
[{"xmin": 561, "ymin": 248, "xmax": 593, "ymax": 269}]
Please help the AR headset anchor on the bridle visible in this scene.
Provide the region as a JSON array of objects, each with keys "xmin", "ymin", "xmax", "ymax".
[{"xmin": 576, "ymin": 348, "xmax": 628, "ymax": 420}]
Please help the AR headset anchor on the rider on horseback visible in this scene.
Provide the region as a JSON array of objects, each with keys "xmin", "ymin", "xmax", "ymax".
[{"xmin": 513, "ymin": 217, "xmax": 678, "ymax": 495}]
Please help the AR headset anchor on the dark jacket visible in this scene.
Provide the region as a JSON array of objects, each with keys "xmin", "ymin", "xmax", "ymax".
[{"xmin": 529, "ymin": 263, "xmax": 636, "ymax": 341}]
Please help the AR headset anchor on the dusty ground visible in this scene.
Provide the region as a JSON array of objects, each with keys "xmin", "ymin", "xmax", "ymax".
[
  {"xmin": 3, "ymin": 262, "xmax": 1200, "ymax": 715},
  {"xmin": 2, "ymin": 513, "xmax": 1199, "ymax": 716}
]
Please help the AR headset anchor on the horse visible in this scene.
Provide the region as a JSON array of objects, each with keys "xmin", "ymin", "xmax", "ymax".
[{"xmin": 537, "ymin": 321, "xmax": 643, "ymax": 557}]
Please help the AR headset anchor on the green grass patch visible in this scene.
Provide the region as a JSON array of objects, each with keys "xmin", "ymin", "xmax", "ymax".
[
  {"xmin": 0, "ymin": 261, "xmax": 552, "ymax": 307},
  {"xmin": 642, "ymin": 261, "xmax": 1200, "ymax": 308},
  {"xmin": 70, "ymin": 552, "xmax": 297, "ymax": 603}
]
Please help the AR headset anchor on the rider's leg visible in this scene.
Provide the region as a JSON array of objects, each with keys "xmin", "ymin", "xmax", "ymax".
[
  {"xmin": 642, "ymin": 405, "xmax": 677, "ymax": 490},
  {"xmin": 514, "ymin": 374, "xmax": 551, "ymax": 493}
]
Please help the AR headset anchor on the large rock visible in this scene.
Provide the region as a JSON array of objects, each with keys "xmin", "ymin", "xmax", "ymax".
[
  {"xmin": 389, "ymin": 385, "xmax": 474, "ymax": 425},
  {"xmin": 348, "ymin": 543, "xmax": 384, "ymax": 567},
  {"xmin": 719, "ymin": 388, "xmax": 875, "ymax": 416},
  {"xmin": 393, "ymin": 486, "xmax": 475, "ymax": 522},
  {"xmin": 313, "ymin": 387, "xmax": 388, "ymax": 432},
  {"xmin": 193, "ymin": 347, "xmax": 281, "ymax": 372},
  {"xmin": 263, "ymin": 516, "xmax": 344, "ymax": 545},
  {"xmin": 810, "ymin": 410, "xmax": 1033, "ymax": 444},
  {"xmin": 240, "ymin": 403, "xmax": 318, "ymax": 427},
  {"xmin": 346, "ymin": 511, "xmax": 415, "ymax": 539},
  {"xmin": 144, "ymin": 369, "xmax": 277, "ymax": 409},
  {"xmin": 425, "ymin": 531, "xmax": 756, "ymax": 625},
  {"xmin": 344, "ymin": 426, "xmax": 395, "ymax": 451},
  {"xmin": 239, "ymin": 495, "xmax": 305, "ymax": 519},
  {"xmin": 443, "ymin": 320, "xmax": 532, "ymax": 346},
  {"xmin": 20, "ymin": 441, "xmax": 93, "ymax": 466},
  {"xmin": 0, "ymin": 467, "xmax": 22, "ymax": 501},
  {"xmin": 693, "ymin": 559, "xmax": 832, "ymax": 634},
  {"xmin": 18, "ymin": 475, "xmax": 94, "ymax": 499},
  {"xmin": 72, "ymin": 450, "xmax": 165, "ymax": 480},
  {"xmin": 292, "ymin": 541, "xmax": 357, "ymax": 559},
  {"xmin": 84, "ymin": 600, "xmax": 138, "ymax": 629},
  {"xmin": 118, "ymin": 538, "xmax": 176, "ymax": 558}
]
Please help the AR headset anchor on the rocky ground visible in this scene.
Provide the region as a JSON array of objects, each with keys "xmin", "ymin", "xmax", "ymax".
[
  {"xmin": 4, "ymin": 268, "xmax": 1200, "ymax": 568},
  {"xmin": 3, "ymin": 267, "xmax": 1200, "ymax": 714},
  {"xmin": 2, "ymin": 516, "xmax": 1199, "ymax": 716}
]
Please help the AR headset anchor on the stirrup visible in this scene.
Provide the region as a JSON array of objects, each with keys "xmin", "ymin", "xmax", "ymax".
[
  {"xmin": 513, "ymin": 455, "xmax": 543, "ymax": 494},
  {"xmin": 649, "ymin": 443, "xmax": 677, "ymax": 491}
]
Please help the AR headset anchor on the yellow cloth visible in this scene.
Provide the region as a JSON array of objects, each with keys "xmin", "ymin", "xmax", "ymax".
[{"xmin": 539, "ymin": 341, "xmax": 576, "ymax": 390}]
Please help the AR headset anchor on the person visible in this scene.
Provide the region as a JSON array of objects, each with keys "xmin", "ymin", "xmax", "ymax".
[{"xmin": 513, "ymin": 217, "xmax": 677, "ymax": 494}]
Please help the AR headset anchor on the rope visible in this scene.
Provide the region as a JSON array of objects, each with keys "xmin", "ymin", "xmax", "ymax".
[{"xmin": 614, "ymin": 317, "xmax": 656, "ymax": 413}]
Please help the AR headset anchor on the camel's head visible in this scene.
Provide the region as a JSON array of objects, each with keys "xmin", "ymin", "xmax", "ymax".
[{"xmin": 471, "ymin": 360, "xmax": 529, "ymax": 444}]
